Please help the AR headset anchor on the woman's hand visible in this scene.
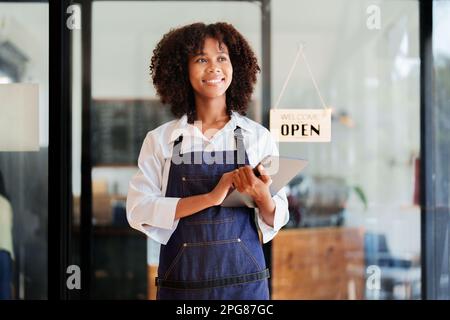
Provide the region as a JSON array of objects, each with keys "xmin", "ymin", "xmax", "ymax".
[
  {"xmin": 232, "ymin": 165, "xmax": 272, "ymax": 202},
  {"xmin": 232, "ymin": 165, "xmax": 276, "ymax": 227},
  {"xmin": 208, "ymin": 171, "xmax": 235, "ymax": 206}
]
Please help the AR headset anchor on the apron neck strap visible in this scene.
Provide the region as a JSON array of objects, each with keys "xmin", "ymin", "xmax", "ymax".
[
  {"xmin": 234, "ymin": 126, "xmax": 246, "ymax": 167},
  {"xmin": 172, "ymin": 134, "xmax": 183, "ymax": 158},
  {"xmin": 173, "ymin": 134, "xmax": 183, "ymax": 147}
]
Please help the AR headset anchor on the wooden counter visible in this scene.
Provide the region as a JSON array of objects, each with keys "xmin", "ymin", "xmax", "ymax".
[{"xmin": 272, "ymin": 227, "xmax": 365, "ymax": 300}]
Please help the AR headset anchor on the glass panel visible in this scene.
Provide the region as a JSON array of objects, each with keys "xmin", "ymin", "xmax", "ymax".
[
  {"xmin": 84, "ymin": 1, "xmax": 261, "ymax": 299},
  {"xmin": 433, "ymin": 0, "xmax": 450, "ymax": 300},
  {"xmin": 0, "ymin": 2, "xmax": 48, "ymax": 299},
  {"xmin": 271, "ymin": 0, "xmax": 421, "ymax": 299},
  {"xmin": 71, "ymin": 2, "xmax": 82, "ymax": 300}
]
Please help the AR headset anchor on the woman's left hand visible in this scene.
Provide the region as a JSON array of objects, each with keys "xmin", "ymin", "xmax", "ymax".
[{"xmin": 232, "ymin": 165, "xmax": 272, "ymax": 203}]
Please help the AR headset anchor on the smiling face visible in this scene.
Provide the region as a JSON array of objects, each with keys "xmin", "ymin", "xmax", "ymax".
[{"xmin": 188, "ymin": 37, "xmax": 233, "ymax": 100}]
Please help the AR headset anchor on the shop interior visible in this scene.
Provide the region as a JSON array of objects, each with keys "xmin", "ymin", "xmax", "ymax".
[{"xmin": 1, "ymin": 0, "xmax": 449, "ymax": 300}]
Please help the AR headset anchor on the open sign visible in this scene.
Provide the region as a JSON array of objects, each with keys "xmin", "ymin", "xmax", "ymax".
[{"xmin": 270, "ymin": 108, "xmax": 332, "ymax": 142}]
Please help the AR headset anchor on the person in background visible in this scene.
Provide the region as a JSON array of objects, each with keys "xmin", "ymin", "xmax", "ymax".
[{"xmin": 0, "ymin": 170, "xmax": 14, "ymax": 300}]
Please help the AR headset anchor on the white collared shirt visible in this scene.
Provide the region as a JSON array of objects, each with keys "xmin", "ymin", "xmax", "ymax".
[{"xmin": 126, "ymin": 111, "xmax": 289, "ymax": 245}]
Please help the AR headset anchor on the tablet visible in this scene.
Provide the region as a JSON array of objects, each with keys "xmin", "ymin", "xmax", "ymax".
[{"xmin": 221, "ymin": 156, "xmax": 308, "ymax": 207}]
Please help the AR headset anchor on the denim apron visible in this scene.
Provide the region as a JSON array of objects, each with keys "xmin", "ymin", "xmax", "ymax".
[{"xmin": 155, "ymin": 127, "xmax": 270, "ymax": 300}]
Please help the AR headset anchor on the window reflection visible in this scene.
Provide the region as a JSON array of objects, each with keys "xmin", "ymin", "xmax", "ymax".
[
  {"xmin": 433, "ymin": 0, "xmax": 450, "ymax": 300},
  {"xmin": 272, "ymin": 0, "xmax": 421, "ymax": 300},
  {"xmin": 0, "ymin": 3, "xmax": 48, "ymax": 300}
]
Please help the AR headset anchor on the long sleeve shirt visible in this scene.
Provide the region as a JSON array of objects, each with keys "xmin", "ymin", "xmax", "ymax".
[{"xmin": 126, "ymin": 111, "xmax": 289, "ymax": 245}]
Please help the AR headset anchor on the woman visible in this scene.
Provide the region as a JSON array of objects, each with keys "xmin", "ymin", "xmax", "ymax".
[{"xmin": 127, "ymin": 22, "xmax": 289, "ymax": 300}]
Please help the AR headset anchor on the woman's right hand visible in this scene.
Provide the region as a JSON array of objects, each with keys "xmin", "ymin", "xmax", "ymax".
[{"xmin": 208, "ymin": 171, "xmax": 235, "ymax": 206}]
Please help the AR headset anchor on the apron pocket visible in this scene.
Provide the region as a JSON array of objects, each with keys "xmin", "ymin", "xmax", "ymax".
[
  {"xmin": 163, "ymin": 238, "xmax": 265, "ymax": 283},
  {"xmin": 181, "ymin": 174, "xmax": 221, "ymax": 197}
]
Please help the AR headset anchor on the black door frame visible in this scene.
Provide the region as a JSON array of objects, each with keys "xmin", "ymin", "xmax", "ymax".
[
  {"xmin": 44, "ymin": 0, "xmax": 441, "ymax": 299},
  {"xmin": 419, "ymin": 0, "xmax": 438, "ymax": 300},
  {"xmin": 48, "ymin": 0, "xmax": 73, "ymax": 299}
]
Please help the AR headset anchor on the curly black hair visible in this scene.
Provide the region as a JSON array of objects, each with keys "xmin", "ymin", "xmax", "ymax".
[{"xmin": 150, "ymin": 22, "xmax": 260, "ymax": 123}]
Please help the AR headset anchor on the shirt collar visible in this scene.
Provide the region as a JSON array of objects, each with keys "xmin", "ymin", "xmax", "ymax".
[{"xmin": 167, "ymin": 111, "xmax": 254, "ymax": 144}]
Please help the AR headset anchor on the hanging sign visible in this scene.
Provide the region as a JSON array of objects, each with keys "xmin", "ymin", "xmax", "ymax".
[
  {"xmin": 270, "ymin": 108, "xmax": 331, "ymax": 142},
  {"xmin": 270, "ymin": 43, "xmax": 332, "ymax": 143}
]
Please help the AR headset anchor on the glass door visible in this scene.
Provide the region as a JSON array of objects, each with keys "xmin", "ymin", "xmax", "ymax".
[
  {"xmin": 72, "ymin": 0, "xmax": 263, "ymax": 299},
  {"xmin": 270, "ymin": 0, "xmax": 421, "ymax": 300}
]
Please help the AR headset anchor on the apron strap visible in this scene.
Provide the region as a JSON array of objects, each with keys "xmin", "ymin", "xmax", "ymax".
[
  {"xmin": 234, "ymin": 126, "xmax": 246, "ymax": 167},
  {"xmin": 172, "ymin": 134, "xmax": 183, "ymax": 157}
]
